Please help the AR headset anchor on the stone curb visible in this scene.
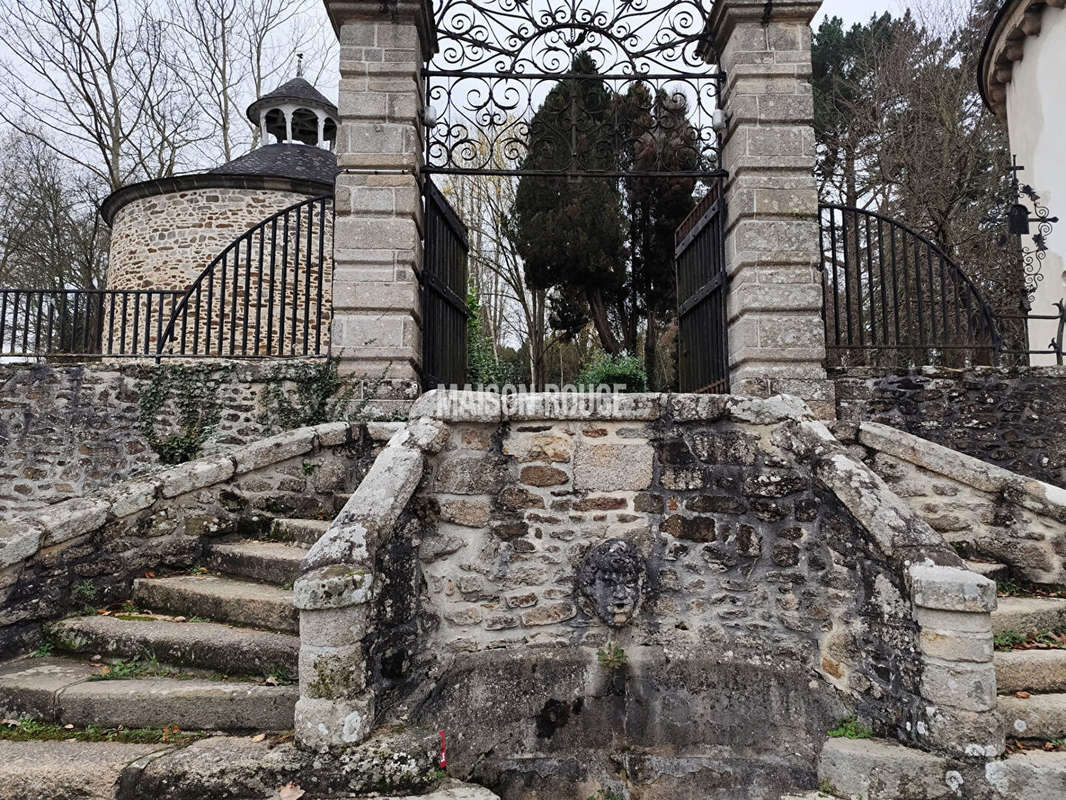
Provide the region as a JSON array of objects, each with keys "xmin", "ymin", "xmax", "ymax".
[
  {"xmin": 407, "ymin": 389, "xmax": 815, "ymax": 425},
  {"xmin": 859, "ymin": 421, "xmax": 1066, "ymax": 522},
  {"xmin": 0, "ymin": 421, "xmax": 361, "ymax": 571}
]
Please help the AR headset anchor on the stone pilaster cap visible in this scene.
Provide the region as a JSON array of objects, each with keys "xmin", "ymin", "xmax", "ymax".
[
  {"xmin": 322, "ymin": 0, "xmax": 437, "ymax": 56},
  {"xmin": 699, "ymin": 0, "xmax": 822, "ymax": 61}
]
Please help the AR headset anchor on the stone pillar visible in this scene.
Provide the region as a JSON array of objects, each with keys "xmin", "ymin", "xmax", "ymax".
[
  {"xmin": 323, "ymin": 0, "xmax": 433, "ymax": 383},
  {"xmin": 909, "ymin": 565, "xmax": 1005, "ymax": 759},
  {"xmin": 706, "ymin": 0, "xmax": 834, "ymax": 418}
]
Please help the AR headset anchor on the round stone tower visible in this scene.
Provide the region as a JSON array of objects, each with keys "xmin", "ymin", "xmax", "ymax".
[{"xmin": 101, "ymin": 70, "xmax": 339, "ymax": 300}]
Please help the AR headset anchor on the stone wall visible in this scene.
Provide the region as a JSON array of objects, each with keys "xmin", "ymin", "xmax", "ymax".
[
  {"xmin": 0, "ymin": 360, "xmax": 417, "ymax": 520},
  {"xmin": 835, "ymin": 366, "xmax": 1066, "ymax": 488},
  {"xmin": 108, "ymin": 187, "xmax": 312, "ymax": 292},
  {"xmin": 0, "ymin": 422, "xmax": 379, "ymax": 656},
  {"xmin": 845, "ymin": 420, "xmax": 1066, "ymax": 586},
  {"xmin": 294, "ymin": 391, "xmax": 989, "ymax": 799},
  {"xmin": 106, "ymin": 187, "xmax": 333, "ymax": 356}
]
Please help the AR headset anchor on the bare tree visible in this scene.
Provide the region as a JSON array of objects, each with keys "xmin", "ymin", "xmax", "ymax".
[
  {"xmin": 0, "ymin": 133, "xmax": 108, "ymax": 290},
  {"xmin": 0, "ymin": 0, "xmax": 207, "ymax": 189},
  {"xmin": 169, "ymin": 0, "xmax": 337, "ymax": 165}
]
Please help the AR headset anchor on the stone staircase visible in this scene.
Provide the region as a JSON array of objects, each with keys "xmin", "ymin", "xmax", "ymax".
[
  {"xmin": 0, "ymin": 516, "xmax": 331, "ymax": 734},
  {"xmin": 812, "ymin": 586, "xmax": 1066, "ymax": 799},
  {"xmin": 994, "ymin": 593, "xmax": 1066, "ymax": 744}
]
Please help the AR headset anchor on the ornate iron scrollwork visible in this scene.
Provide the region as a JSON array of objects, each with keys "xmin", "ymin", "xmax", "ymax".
[{"xmin": 424, "ymin": 0, "xmax": 725, "ymax": 178}]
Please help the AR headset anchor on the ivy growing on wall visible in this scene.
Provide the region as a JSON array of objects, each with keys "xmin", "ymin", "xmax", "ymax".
[
  {"xmin": 137, "ymin": 364, "xmax": 231, "ymax": 464},
  {"xmin": 258, "ymin": 359, "xmax": 404, "ymax": 432}
]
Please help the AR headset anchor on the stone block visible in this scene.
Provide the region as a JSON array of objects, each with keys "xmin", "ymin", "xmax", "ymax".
[
  {"xmin": 39, "ymin": 498, "xmax": 111, "ymax": 545},
  {"xmin": 922, "ymin": 705, "xmax": 1004, "ymax": 759},
  {"xmin": 405, "ymin": 417, "xmax": 450, "ymax": 453},
  {"xmin": 910, "ymin": 565, "xmax": 997, "ymax": 613},
  {"xmin": 300, "ymin": 606, "xmax": 371, "ymax": 648},
  {"xmin": 294, "ymin": 695, "xmax": 374, "ymax": 751},
  {"xmin": 299, "ymin": 643, "xmax": 367, "ymax": 698},
  {"xmin": 338, "ymin": 444, "xmax": 423, "ymax": 526},
  {"xmin": 294, "ymin": 564, "xmax": 373, "ymax": 610},
  {"xmin": 233, "ymin": 429, "xmax": 316, "ymax": 474},
  {"xmin": 408, "ymin": 390, "xmax": 503, "ymax": 423},
  {"xmin": 919, "ymin": 628, "xmax": 994, "ymax": 664},
  {"xmin": 0, "ymin": 519, "xmax": 43, "ymax": 568},
  {"xmin": 817, "ymin": 736, "xmax": 951, "ymax": 800},
  {"xmin": 920, "ymin": 658, "xmax": 997, "ymax": 712},
  {"xmin": 573, "ymin": 442, "xmax": 653, "ymax": 491},
  {"xmin": 104, "ymin": 478, "xmax": 160, "ymax": 518},
  {"xmin": 438, "ymin": 496, "xmax": 491, "ymax": 527},
  {"xmin": 983, "ymin": 751, "xmax": 1066, "ymax": 799},
  {"xmin": 157, "ymin": 455, "xmax": 236, "ymax": 499}
]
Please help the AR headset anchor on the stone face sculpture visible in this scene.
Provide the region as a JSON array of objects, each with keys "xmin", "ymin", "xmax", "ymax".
[{"xmin": 577, "ymin": 539, "xmax": 647, "ymax": 627}]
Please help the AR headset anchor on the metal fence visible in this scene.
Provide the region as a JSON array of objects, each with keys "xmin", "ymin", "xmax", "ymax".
[
  {"xmin": 421, "ymin": 180, "xmax": 469, "ymax": 389},
  {"xmin": 819, "ymin": 204, "xmax": 1003, "ymax": 368},
  {"xmin": 676, "ymin": 186, "xmax": 729, "ymax": 393},
  {"xmin": 0, "ymin": 288, "xmax": 184, "ymax": 358},
  {"xmin": 158, "ymin": 195, "xmax": 333, "ymax": 358}
]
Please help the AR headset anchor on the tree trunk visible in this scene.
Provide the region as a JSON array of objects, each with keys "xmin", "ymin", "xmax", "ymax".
[{"xmin": 587, "ymin": 288, "xmax": 621, "ymax": 354}]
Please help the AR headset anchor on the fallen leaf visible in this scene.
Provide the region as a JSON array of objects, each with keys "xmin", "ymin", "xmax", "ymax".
[
  {"xmin": 278, "ymin": 782, "xmax": 305, "ymax": 800},
  {"xmin": 97, "ymin": 609, "xmax": 109, "ymax": 615},
  {"xmin": 1016, "ymin": 691, "xmax": 1031, "ymax": 699},
  {"xmin": 251, "ymin": 733, "xmax": 267, "ymax": 742},
  {"xmin": 63, "ymin": 724, "xmax": 74, "ymax": 730},
  {"xmin": 146, "ymin": 571, "xmax": 155, "ymax": 578},
  {"xmin": 97, "ymin": 666, "xmax": 111, "ymax": 676},
  {"xmin": 265, "ymin": 676, "xmax": 279, "ymax": 686},
  {"xmin": 173, "ymin": 616, "xmax": 186, "ymax": 623},
  {"xmin": 2, "ymin": 719, "xmax": 19, "ymax": 727},
  {"xmin": 64, "ymin": 738, "xmax": 77, "ymax": 743}
]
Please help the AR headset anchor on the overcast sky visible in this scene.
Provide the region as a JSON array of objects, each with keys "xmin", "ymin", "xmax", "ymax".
[{"xmin": 815, "ymin": 0, "xmax": 900, "ymax": 25}]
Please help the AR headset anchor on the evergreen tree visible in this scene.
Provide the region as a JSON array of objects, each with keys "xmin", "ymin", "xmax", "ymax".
[{"xmin": 512, "ymin": 51, "xmax": 627, "ymax": 354}]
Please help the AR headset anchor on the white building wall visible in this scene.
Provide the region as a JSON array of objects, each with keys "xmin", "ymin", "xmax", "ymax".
[{"xmin": 1005, "ymin": 6, "xmax": 1066, "ymax": 364}]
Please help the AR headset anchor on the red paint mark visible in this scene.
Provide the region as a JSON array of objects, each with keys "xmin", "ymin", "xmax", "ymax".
[{"xmin": 439, "ymin": 729, "xmax": 447, "ymax": 769}]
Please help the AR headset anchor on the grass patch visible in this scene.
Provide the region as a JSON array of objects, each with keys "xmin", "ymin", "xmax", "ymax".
[
  {"xmin": 0, "ymin": 719, "xmax": 206, "ymax": 745},
  {"xmin": 585, "ymin": 791, "xmax": 624, "ymax": 800},
  {"xmin": 994, "ymin": 628, "xmax": 1066, "ymax": 651},
  {"xmin": 828, "ymin": 717, "xmax": 872, "ymax": 739},
  {"xmin": 87, "ymin": 655, "xmax": 182, "ymax": 682}
]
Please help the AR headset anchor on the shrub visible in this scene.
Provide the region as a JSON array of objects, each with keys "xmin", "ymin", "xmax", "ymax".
[{"xmin": 576, "ymin": 351, "xmax": 647, "ymax": 393}]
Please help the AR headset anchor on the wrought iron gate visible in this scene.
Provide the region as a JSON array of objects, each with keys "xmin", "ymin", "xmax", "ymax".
[
  {"xmin": 422, "ymin": 179, "xmax": 470, "ymax": 389},
  {"xmin": 676, "ymin": 188, "xmax": 728, "ymax": 393}
]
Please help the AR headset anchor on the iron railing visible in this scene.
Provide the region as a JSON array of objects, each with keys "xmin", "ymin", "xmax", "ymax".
[
  {"xmin": 157, "ymin": 195, "xmax": 332, "ymax": 358},
  {"xmin": 421, "ymin": 180, "xmax": 469, "ymax": 389},
  {"xmin": 0, "ymin": 288, "xmax": 184, "ymax": 358},
  {"xmin": 820, "ymin": 205, "xmax": 1003, "ymax": 368},
  {"xmin": 676, "ymin": 185, "xmax": 729, "ymax": 393}
]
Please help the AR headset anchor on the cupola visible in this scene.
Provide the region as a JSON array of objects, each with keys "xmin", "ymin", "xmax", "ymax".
[{"xmin": 246, "ymin": 56, "xmax": 339, "ymax": 150}]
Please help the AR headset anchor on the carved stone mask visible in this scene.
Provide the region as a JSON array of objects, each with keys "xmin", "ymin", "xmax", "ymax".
[{"xmin": 578, "ymin": 539, "xmax": 646, "ymax": 627}]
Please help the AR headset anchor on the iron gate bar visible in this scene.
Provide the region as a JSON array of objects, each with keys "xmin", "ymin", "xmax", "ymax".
[
  {"xmin": 422, "ymin": 179, "xmax": 470, "ymax": 390},
  {"xmin": 675, "ymin": 191, "xmax": 728, "ymax": 394},
  {"xmin": 819, "ymin": 203, "xmax": 1003, "ymax": 367}
]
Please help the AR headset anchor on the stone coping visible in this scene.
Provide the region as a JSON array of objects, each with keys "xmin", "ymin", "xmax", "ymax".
[
  {"xmin": 0, "ymin": 421, "xmax": 387, "ymax": 572},
  {"xmin": 99, "ymin": 172, "xmax": 333, "ymax": 225},
  {"xmin": 407, "ymin": 390, "xmax": 814, "ymax": 425},
  {"xmin": 859, "ymin": 421, "xmax": 1066, "ymax": 521},
  {"xmin": 979, "ymin": 0, "xmax": 1057, "ymax": 118},
  {"xmin": 831, "ymin": 364, "xmax": 1066, "ymax": 379}
]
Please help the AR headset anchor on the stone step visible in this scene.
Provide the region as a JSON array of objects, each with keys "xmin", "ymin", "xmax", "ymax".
[
  {"xmin": 132, "ymin": 575, "xmax": 297, "ymax": 634},
  {"xmin": 965, "ymin": 559, "xmax": 1009, "ymax": 580},
  {"xmin": 269, "ymin": 517, "xmax": 330, "ymax": 547},
  {"xmin": 817, "ymin": 737, "xmax": 949, "ymax": 800},
  {"xmin": 0, "ymin": 656, "xmax": 296, "ymax": 731},
  {"xmin": 206, "ymin": 540, "xmax": 307, "ymax": 586},
  {"xmin": 0, "ymin": 740, "xmax": 167, "ymax": 800},
  {"xmin": 992, "ymin": 596, "xmax": 1066, "ymax": 636},
  {"xmin": 999, "ymin": 692, "xmax": 1066, "ymax": 739},
  {"xmin": 996, "ymin": 649, "xmax": 1066, "ymax": 694},
  {"xmin": 51, "ymin": 614, "xmax": 298, "ymax": 677},
  {"xmin": 819, "ymin": 736, "xmax": 1066, "ymax": 798}
]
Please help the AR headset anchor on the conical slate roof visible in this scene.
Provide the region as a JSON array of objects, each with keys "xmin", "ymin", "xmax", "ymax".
[
  {"xmin": 208, "ymin": 143, "xmax": 337, "ymax": 186},
  {"xmin": 246, "ymin": 77, "xmax": 338, "ymax": 124}
]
